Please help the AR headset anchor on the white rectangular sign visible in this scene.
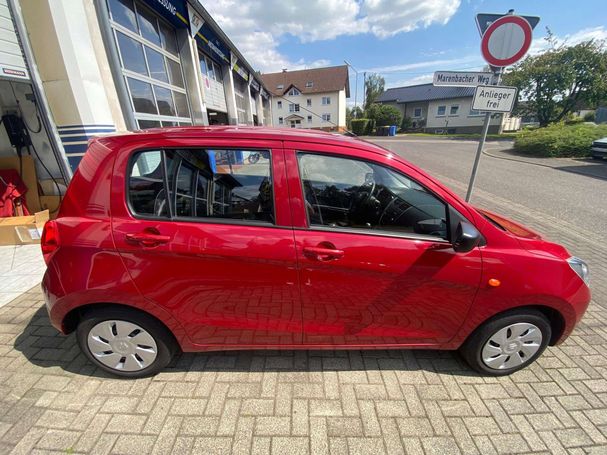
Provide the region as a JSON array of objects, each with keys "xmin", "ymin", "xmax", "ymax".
[
  {"xmin": 433, "ymin": 71, "xmax": 495, "ymax": 87},
  {"xmin": 472, "ymin": 85, "xmax": 517, "ymax": 112}
]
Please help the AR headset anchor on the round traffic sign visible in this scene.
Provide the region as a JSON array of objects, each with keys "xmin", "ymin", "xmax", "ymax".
[{"xmin": 481, "ymin": 15, "xmax": 532, "ymax": 67}]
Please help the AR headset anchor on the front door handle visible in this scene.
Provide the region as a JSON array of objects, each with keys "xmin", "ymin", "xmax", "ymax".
[
  {"xmin": 126, "ymin": 231, "xmax": 171, "ymax": 247},
  {"xmin": 303, "ymin": 245, "xmax": 344, "ymax": 261}
]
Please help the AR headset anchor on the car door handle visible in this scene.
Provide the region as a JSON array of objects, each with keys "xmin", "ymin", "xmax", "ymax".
[
  {"xmin": 126, "ymin": 232, "xmax": 171, "ymax": 247},
  {"xmin": 303, "ymin": 246, "xmax": 344, "ymax": 261}
]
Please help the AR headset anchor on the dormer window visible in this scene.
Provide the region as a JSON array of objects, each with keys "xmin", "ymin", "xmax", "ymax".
[
  {"xmin": 288, "ymin": 87, "xmax": 301, "ymax": 96},
  {"xmin": 277, "ymin": 84, "xmax": 284, "ymax": 89},
  {"xmin": 306, "ymin": 81, "xmax": 313, "ymax": 88}
]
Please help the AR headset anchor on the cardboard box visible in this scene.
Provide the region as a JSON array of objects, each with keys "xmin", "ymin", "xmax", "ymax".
[{"xmin": 0, "ymin": 210, "xmax": 49, "ymax": 246}]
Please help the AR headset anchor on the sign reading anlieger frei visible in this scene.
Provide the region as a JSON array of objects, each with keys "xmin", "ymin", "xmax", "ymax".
[
  {"xmin": 433, "ymin": 71, "xmax": 495, "ymax": 87},
  {"xmin": 472, "ymin": 85, "xmax": 517, "ymax": 113}
]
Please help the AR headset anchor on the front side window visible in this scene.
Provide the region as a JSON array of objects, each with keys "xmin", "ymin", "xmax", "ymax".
[
  {"xmin": 129, "ymin": 149, "xmax": 274, "ymax": 223},
  {"xmin": 413, "ymin": 107, "xmax": 422, "ymax": 118},
  {"xmin": 450, "ymin": 105, "xmax": 459, "ymax": 115},
  {"xmin": 322, "ymin": 114, "xmax": 331, "ymax": 122},
  {"xmin": 437, "ymin": 105, "xmax": 446, "ymax": 116},
  {"xmin": 297, "ymin": 153, "xmax": 447, "ymax": 239},
  {"xmin": 322, "ymin": 96, "xmax": 331, "ymax": 105},
  {"xmin": 289, "ymin": 103, "xmax": 300, "ymax": 112}
]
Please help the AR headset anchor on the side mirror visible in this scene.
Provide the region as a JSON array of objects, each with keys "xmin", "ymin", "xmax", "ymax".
[{"xmin": 452, "ymin": 221, "xmax": 481, "ymax": 253}]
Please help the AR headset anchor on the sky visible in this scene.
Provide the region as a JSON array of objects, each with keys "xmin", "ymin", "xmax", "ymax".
[{"xmin": 204, "ymin": 0, "xmax": 607, "ymax": 107}]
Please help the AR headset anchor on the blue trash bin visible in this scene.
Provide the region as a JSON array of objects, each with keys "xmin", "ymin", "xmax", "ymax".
[{"xmin": 389, "ymin": 125, "xmax": 397, "ymax": 136}]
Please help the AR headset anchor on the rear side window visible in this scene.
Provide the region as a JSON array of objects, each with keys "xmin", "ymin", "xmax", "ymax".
[{"xmin": 128, "ymin": 149, "xmax": 273, "ymax": 223}]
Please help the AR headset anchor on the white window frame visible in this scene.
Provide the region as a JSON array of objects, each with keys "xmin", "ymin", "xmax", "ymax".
[
  {"xmin": 288, "ymin": 87, "xmax": 300, "ymax": 96},
  {"xmin": 306, "ymin": 81, "xmax": 313, "ymax": 88},
  {"xmin": 307, "ymin": 115, "xmax": 312, "ymax": 123},
  {"xmin": 278, "ymin": 117, "xmax": 283, "ymax": 125},
  {"xmin": 413, "ymin": 107, "xmax": 422, "ymax": 118},
  {"xmin": 277, "ymin": 101, "xmax": 282, "ymax": 109},
  {"xmin": 322, "ymin": 113, "xmax": 331, "ymax": 122},
  {"xmin": 449, "ymin": 105, "xmax": 459, "ymax": 116},
  {"xmin": 322, "ymin": 96, "xmax": 331, "ymax": 105},
  {"xmin": 109, "ymin": 0, "xmax": 191, "ymax": 126},
  {"xmin": 307, "ymin": 98, "xmax": 312, "ymax": 107},
  {"xmin": 437, "ymin": 105, "xmax": 446, "ymax": 116},
  {"xmin": 289, "ymin": 103, "xmax": 300, "ymax": 113}
]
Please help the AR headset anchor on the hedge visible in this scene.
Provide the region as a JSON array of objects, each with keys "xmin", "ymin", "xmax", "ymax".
[
  {"xmin": 351, "ymin": 119, "xmax": 369, "ymax": 136},
  {"xmin": 513, "ymin": 123, "xmax": 607, "ymax": 157}
]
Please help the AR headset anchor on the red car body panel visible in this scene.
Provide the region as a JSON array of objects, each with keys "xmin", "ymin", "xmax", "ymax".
[{"xmin": 41, "ymin": 126, "xmax": 591, "ymax": 353}]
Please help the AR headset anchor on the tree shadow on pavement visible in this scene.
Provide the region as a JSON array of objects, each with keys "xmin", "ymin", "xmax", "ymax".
[{"xmin": 13, "ymin": 305, "xmax": 481, "ymax": 380}]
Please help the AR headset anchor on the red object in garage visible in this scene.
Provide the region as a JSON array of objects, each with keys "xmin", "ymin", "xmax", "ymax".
[{"xmin": 0, "ymin": 169, "xmax": 30, "ymax": 217}]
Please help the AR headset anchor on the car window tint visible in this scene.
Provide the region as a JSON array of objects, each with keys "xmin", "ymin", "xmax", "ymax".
[
  {"xmin": 129, "ymin": 150, "xmax": 168, "ymax": 217},
  {"xmin": 297, "ymin": 152, "xmax": 447, "ymax": 239},
  {"xmin": 164, "ymin": 149, "xmax": 274, "ymax": 223}
]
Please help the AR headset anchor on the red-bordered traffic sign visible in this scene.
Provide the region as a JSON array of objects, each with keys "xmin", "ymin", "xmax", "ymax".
[{"xmin": 481, "ymin": 15, "xmax": 532, "ymax": 67}]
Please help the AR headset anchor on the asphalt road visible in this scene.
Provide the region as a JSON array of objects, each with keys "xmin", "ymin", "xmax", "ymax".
[{"xmin": 369, "ymin": 137, "xmax": 607, "ymax": 244}]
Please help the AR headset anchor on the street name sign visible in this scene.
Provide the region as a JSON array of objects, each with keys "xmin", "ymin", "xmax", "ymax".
[
  {"xmin": 472, "ymin": 85, "xmax": 517, "ymax": 112},
  {"xmin": 480, "ymin": 15, "xmax": 533, "ymax": 67},
  {"xmin": 433, "ymin": 71, "xmax": 495, "ymax": 87}
]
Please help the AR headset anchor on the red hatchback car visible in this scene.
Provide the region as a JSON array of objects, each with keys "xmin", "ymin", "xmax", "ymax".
[{"xmin": 41, "ymin": 126, "xmax": 590, "ymax": 378}]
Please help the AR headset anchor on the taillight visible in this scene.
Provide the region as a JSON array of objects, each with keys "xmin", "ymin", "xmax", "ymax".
[{"xmin": 41, "ymin": 221, "xmax": 59, "ymax": 263}]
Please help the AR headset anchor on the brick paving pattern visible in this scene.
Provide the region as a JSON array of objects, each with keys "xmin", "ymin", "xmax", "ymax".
[{"xmin": 1, "ymin": 169, "xmax": 607, "ymax": 454}]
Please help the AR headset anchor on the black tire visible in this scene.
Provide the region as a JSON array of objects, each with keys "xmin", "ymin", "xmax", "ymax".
[
  {"xmin": 459, "ymin": 309, "xmax": 551, "ymax": 376},
  {"xmin": 76, "ymin": 307, "xmax": 177, "ymax": 378}
]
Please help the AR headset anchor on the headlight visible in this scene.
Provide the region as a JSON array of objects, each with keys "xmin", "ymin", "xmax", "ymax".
[{"xmin": 568, "ymin": 257, "xmax": 589, "ymax": 283}]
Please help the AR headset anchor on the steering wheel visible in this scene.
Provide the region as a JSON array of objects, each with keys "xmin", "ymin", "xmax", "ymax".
[{"xmin": 349, "ymin": 175, "xmax": 377, "ymax": 211}]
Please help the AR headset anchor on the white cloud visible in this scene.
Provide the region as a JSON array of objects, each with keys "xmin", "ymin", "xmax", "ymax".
[
  {"xmin": 202, "ymin": 0, "xmax": 461, "ymax": 73},
  {"xmin": 362, "ymin": 54, "xmax": 481, "ymax": 73},
  {"xmin": 386, "ymin": 73, "xmax": 434, "ymax": 88},
  {"xmin": 529, "ymin": 25, "xmax": 607, "ymax": 55}
]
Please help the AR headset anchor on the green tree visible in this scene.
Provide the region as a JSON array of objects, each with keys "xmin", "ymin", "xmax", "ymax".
[
  {"xmin": 366, "ymin": 104, "xmax": 402, "ymax": 127},
  {"xmin": 504, "ymin": 38, "xmax": 607, "ymax": 127},
  {"xmin": 364, "ymin": 73, "xmax": 385, "ymax": 110}
]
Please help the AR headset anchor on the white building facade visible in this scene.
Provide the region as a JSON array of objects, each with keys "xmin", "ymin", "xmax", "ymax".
[{"xmin": 261, "ymin": 66, "xmax": 349, "ymax": 131}]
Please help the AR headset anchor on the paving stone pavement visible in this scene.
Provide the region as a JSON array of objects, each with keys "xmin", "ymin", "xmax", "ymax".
[{"xmin": 1, "ymin": 176, "xmax": 607, "ymax": 454}]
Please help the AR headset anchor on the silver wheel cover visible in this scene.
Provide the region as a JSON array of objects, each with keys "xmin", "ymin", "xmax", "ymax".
[
  {"xmin": 87, "ymin": 320, "xmax": 158, "ymax": 372},
  {"xmin": 481, "ymin": 322, "xmax": 542, "ymax": 370}
]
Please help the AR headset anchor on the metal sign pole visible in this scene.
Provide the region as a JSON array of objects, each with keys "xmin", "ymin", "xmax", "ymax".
[{"xmin": 465, "ymin": 68, "xmax": 503, "ymax": 202}]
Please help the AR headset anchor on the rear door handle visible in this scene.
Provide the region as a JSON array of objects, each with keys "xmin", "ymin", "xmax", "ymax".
[
  {"xmin": 303, "ymin": 246, "xmax": 344, "ymax": 261},
  {"xmin": 126, "ymin": 232, "xmax": 171, "ymax": 247}
]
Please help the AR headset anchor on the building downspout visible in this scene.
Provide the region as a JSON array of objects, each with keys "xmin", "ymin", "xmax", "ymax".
[
  {"xmin": 92, "ymin": 0, "xmax": 137, "ymax": 131},
  {"xmin": 8, "ymin": 0, "xmax": 72, "ymax": 181}
]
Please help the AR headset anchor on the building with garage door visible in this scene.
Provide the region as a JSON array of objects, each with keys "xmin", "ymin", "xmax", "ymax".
[{"xmin": 0, "ymin": 0, "xmax": 272, "ymax": 179}]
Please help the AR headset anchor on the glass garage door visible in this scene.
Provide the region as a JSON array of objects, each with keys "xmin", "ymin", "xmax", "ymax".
[{"xmin": 107, "ymin": 0, "xmax": 191, "ymax": 128}]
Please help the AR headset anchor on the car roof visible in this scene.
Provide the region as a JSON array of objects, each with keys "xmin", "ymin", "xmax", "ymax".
[{"xmin": 95, "ymin": 125, "xmax": 375, "ymax": 149}]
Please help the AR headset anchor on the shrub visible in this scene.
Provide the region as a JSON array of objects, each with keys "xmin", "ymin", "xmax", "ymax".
[
  {"xmin": 365, "ymin": 118, "xmax": 376, "ymax": 135},
  {"xmin": 583, "ymin": 111, "xmax": 596, "ymax": 122},
  {"xmin": 513, "ymin": 122, "xmax": 607, "ymax": 157},
  {"xmin": 350, "ymin": 118, "xmax": 369, "ymax": 136},
  {"xmin": 401, "ymin": 116, "xmax": 413, "ymax": 131},
  {"xmin": 365, "ymin": 104, "xmax": 403, "ymax": 127}
]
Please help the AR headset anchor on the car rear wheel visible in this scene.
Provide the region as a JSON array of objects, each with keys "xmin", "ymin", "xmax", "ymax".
[
  {"xmin": 460, "ymin": 310, "xmax": 551, "ymax": 376},
  {"xmin": 77, "ymin": 307, "xmax": 176, "ymax": 378}
]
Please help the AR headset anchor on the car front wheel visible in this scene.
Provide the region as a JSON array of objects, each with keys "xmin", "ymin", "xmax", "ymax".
[
  {"xmin": 460, "ymin": 309, "xmax": 551, "ymax": 376},
  {"xmin": 77, "ymin": 307, "xmax": 176, "ymax": 378}
]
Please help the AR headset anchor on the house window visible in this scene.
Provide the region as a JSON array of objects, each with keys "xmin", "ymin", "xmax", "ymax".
[
  {"xmin": 322, "ymin": 113, "xmax": 331, "ymax": 122},
  {"xmin": 288, "ymin": 87, "xmax": 300, "ymax": 96},
  {"xmin": 278, "ymin": 117, "xmax": 283, "ymax": 125},
  {"xmin": 307, "ymin": 115, "xmax": 312, "ymax": 123},
  {"xmin": 437, "ymin": 105, "xmax": 446, "ymax": 116},
  {"xmin": 289, "ymin": 103, "xmax": 300, "ymax": 112},
  {"xmin": 450, "ymin": 105, "xmax": 459, "ymax": 115},
  {"xmin": 307, "ymin": 98, "xmax": 312, "ymax": 107},
  {"xmin": 322, "ymin": 96, "xmax": 331, "ymax": 105},
  {"xmin": 469, "ymin": 108, "xmax": 482, "ymax": 116},
  {"xmin": 277, "ymin": 101, "xmax": 282, "ymax": 109},
  {"xmin": 306, "ymin": 81, "xmax": 313, "ymax": 88},
  {"xmin": 277, "ymin": 84, "xmax": 284, "ymax": 89},
  {"xmin": 413, "ymin": 107, "xmax": 422, "ymax": 118}
]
